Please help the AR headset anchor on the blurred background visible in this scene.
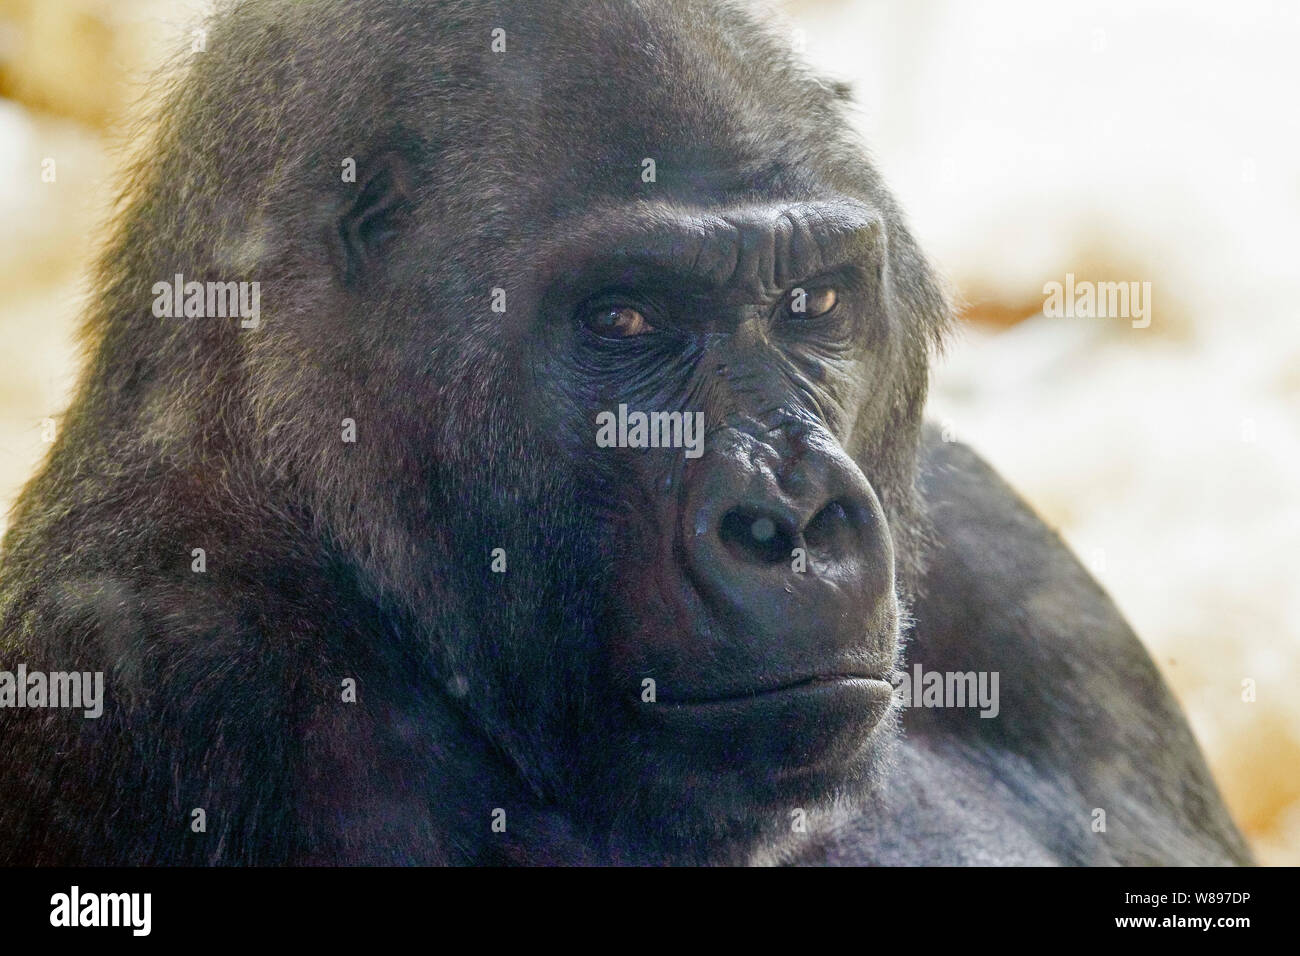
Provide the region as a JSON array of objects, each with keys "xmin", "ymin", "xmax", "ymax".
[{"xmin": 0, "ymin": 0, "xmax": 1296, "ymax": 862}]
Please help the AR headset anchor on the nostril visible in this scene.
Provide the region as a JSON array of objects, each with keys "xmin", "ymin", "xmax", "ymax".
[
  {"xmin": 718, "ymin": 509, "xmax": 794, "ymax": 565},
  {"xmin": 803, "ymin": 499, "xmax": 863, "ymax": 552}
]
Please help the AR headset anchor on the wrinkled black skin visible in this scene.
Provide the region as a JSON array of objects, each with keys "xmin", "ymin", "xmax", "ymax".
[{"xmin": 0, "ymin": 0, "xmax": 1249, "ymax": 865}]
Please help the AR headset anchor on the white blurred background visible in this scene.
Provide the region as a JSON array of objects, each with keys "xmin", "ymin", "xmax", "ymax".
[{"xmin": 1, "ymin": 0, "xmax": 1297, "ymax": 862}]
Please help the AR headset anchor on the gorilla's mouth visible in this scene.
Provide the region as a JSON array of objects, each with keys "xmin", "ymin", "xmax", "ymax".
[
  {"xmin": 639, "ymin": 669, "xmax": 896, "ymax": 771},
  {"xmin": 658, "ymin": 674, "xmax": 893, "ymax": 708}
]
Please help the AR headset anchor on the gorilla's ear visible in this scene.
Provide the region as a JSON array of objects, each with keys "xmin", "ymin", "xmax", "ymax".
[{"xmin": 335, "ymin": 151, "xmax": 412, "ymax": 285}]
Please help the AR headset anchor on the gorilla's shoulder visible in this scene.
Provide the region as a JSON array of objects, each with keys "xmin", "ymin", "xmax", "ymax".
[{"xmin": 889, "ymin": 422, "xmax": 1253, "ymax": 865}]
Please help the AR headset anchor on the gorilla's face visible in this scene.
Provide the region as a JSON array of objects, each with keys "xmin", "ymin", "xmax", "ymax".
[
  {"xmin": 476, "ymin": 191, "xmax": 939, "ymax": 859},
  {"xmin": 532, "ymin": 200, "xmax": 902, "ymax": 785}
]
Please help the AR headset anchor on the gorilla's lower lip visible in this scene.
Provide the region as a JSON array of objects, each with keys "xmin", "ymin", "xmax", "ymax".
[
  {"xmin": 658, "ymin": 675, "xmax": 893, "ymax": 708},
  {"xmin": 637, "ymin": 674, "xmax": 894, "ymax": 773}
]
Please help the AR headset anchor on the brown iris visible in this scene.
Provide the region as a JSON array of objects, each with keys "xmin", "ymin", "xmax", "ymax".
[{"xmin": 587, "ymin": 305, "xmax": 655, "ymax": 338}]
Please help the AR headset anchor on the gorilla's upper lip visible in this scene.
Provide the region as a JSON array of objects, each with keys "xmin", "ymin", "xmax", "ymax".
[{"xmin": 657, "ymin": 672, "xmax": 892, "ymax": 707}]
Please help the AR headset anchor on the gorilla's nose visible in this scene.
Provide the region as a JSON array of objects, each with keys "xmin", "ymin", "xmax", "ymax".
[
  {"xmin": 717, "ymin": 497, "xmax": 868, "ymax": 568},
  {"xmin": 681, "ymin": 424, "xmax": 896, "ymax": 659}
]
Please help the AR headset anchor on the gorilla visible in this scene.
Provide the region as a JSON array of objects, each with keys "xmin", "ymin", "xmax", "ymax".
[{"xmin": 0, "ymin": 0, "xmax": 1250, "ymax": 866}]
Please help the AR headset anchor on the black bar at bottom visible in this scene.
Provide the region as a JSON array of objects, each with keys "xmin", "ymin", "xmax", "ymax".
[{"xmin": 0, "ymin": 864, "xmax": 1280, "ymax": 942}]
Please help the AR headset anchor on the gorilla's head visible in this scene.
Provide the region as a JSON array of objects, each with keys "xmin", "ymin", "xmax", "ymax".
[{"xmin": 107, "ymin": 0, "xmax": 949, "ymax": 861}]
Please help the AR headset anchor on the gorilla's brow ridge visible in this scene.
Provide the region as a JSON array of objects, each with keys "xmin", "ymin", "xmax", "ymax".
[{"xmin": 542, "ymin": 199, "xmax": 883, "ymax": 295}]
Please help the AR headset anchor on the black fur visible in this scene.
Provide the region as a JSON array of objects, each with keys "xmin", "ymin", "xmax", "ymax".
[{"xmin": 0, "ymin": 0, "xmax": 1248, "ymax": 865}]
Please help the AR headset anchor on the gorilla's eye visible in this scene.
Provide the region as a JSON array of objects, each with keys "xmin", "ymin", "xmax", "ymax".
[
  {"xmin": 787, "ymin": 287, "xmax": 838, "ymax": 319},
  {"xmin": 582, "ymin": 302, "xmax": 656, "ymax": 338}
]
